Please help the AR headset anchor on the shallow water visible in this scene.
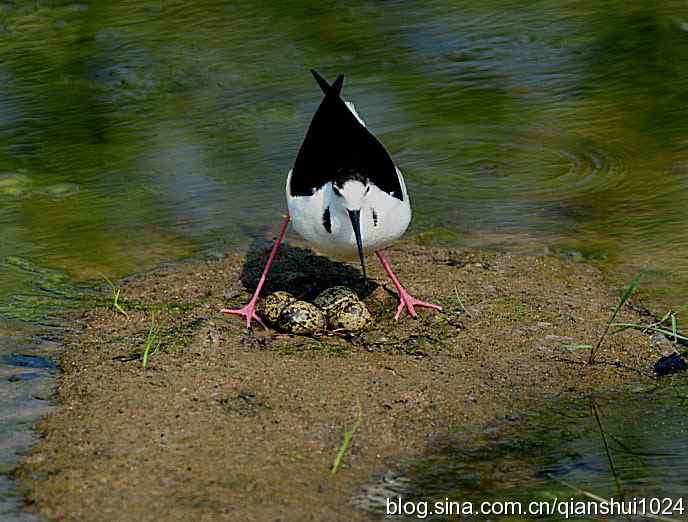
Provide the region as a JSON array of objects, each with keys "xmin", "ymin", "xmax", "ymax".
[
  {"xmin": 1, "ymin": 0, "xmax": 688, "ymax": 518},
  {"xmin": 357, "ymin": 380, "xmax": 688, "ymax": 520},
  {"xmin": 1, "ymin": 1, "xmax": 688, "ymax": 302},
  {"xmin": 0, "ymin": 320, "xmax": 54, "ymax": 522}
]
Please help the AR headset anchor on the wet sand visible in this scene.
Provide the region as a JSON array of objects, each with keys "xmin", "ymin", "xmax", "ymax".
[{"xmin": 16, "ymin": 242, "xmax": 657, "ymax": 521}]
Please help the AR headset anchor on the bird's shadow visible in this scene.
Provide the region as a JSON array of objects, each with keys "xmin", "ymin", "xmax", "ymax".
[{"xmin": 239, "ymin": 238, "xmax": 377, "ymax": 301}]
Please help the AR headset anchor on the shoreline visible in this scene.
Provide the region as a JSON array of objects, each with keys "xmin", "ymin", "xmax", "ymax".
[{"xmin": 16, "ymin": 242, "xmax": 658, "ymax": 521}]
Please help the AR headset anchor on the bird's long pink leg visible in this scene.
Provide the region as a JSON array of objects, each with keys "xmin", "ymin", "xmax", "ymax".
[
  {"xmin": 222, "ymin": 214, "xmax": 290, "ymax": 328},
  {"xmin": 375, "ymin": 251, "xmax": 442, "ymax": 320}
]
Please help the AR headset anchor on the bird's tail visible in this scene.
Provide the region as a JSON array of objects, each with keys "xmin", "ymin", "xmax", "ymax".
[{"xmin": 310, "ymin": 69, "xmax": 343, "ymax": 97}]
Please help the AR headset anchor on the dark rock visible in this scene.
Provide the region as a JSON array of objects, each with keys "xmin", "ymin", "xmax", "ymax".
[{"xmin": 653, "ymin": 353, "xmax": 687, "ymax": 377}]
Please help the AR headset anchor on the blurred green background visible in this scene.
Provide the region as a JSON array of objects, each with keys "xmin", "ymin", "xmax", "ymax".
[{"xmin": 1, "ymin": 0, "xmax": 687, "ymax": 309}]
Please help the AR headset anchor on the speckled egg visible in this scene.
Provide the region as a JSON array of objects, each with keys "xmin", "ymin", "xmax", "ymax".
[
  {"xmin": 314, "ymin": 286, "xmax": 360, "ymax": 312},
  {"xmin": 326, "ymin": 298, "xmax": 372, "ymax": 332},
  {"xmin": 257, "ymin": 291, "xmax": 296, "ymax": 325},
  {"xmin": 276, "ymin": 300, "xmax": 326, "ymax": 335}
]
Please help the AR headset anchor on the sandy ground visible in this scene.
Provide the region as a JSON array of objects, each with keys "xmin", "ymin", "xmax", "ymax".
[{"xmin": 16, "ymin": 242, "xmax": 658, "ymax": 521}]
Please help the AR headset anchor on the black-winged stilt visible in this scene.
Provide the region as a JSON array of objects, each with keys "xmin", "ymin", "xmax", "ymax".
[{"xmin": 223, "ymin": 70, "xmax": 442, "ymax": 328}]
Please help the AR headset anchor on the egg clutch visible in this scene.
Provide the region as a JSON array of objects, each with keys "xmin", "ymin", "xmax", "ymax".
[{"xmin": 257, "ymin": 286, "xmax": 371, "ymax": 336}]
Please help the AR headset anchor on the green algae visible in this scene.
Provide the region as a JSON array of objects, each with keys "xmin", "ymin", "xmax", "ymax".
[
  {"xmin": 39, "ymin": 183, "xmax": 80, "ymax": 198},
  {"xmin": 0, "ymin": 174, "xmax": 32, "ymax": 198},
  {"xmin": 0, "ymin": 174, "xmax": 31, "ymax": 188}
]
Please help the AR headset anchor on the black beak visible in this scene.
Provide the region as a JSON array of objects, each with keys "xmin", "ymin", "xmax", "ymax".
[{"xmin": 347, "ymin": 209, "xmax": 366, "ymax": 279}]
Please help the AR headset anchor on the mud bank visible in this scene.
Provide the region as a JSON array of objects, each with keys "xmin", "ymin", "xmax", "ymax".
[{"xmin": 17, "ymin": 242, "xmax": 657, "ymax": 521}]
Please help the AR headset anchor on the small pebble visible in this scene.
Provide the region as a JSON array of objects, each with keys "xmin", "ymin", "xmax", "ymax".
[{"xmin": 650, "ymin": 332, "xmax": 677, "ymax": 357}]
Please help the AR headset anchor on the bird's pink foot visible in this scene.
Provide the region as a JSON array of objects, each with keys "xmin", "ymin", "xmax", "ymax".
[
  {"xmin": 394, "ymin": 287, "xmax": 442, "ymax": 321},
  {"xmin": 221, "ymin": 214, "xmax": 291, "ymax": 330},
  {"xmin": 221, "ymin": 301, "xmax": 267, "ymax": 329}
]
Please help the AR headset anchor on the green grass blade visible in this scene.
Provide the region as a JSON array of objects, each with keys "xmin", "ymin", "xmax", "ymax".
[
  {"xmin": 589, "ymin": 274, "xmax": 641, "ymax": 364},
  {"xmin": 609, "ymin": 274, "xmax": 641, "ymax": 325},
  {"xmin": 611, "ymin": 323, "xmax": 688, "ymax": 342},
  {"xmin": 453, "ymin": 286, "xmax": 466, "ymax": 313},
  {"xmin": 331, "ymin": 401, "xmax": 363, "ymax": 475},
  {"xmin": 563, "ymin": 343, "xmax": 593, "ymax": 350},
  {"xmin": 609, "ymin": 324, "xmax": 635, "ymax": 335},
  {"xmin": 142, "ymin": 312, "xmax": 159, "ymax": 368},
  {"xmin": 101, "ymin": 274, "xmax": 128, "ymax": 318}
]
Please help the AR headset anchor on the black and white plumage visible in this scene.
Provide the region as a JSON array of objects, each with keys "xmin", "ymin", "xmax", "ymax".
[
  {"xmin": 287, "ymin": 70, "xmax": 412, "ymax": 275},
  {"xmin": 222, "ymin": 70, "xmax": 441, "ymax": 328}
]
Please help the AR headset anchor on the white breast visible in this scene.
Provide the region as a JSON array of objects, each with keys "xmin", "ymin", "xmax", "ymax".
[
  {"xmin": 286, "ymin": 169, "xmax": 412, "ymax": 260},
  {"xmin": 285, "ymin": 99, "xmax": 411, "ymax": 259}
]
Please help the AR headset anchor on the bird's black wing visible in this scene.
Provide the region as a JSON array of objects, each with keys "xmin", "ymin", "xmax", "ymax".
[{"xmin": 289, "ymin": 71, "xmax": 404, "ymax": 201}]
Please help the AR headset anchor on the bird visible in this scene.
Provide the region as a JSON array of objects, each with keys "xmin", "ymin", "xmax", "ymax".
[{"xmin": 222, "ymin": 70, "xmax": 442, "ymax": 328}]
